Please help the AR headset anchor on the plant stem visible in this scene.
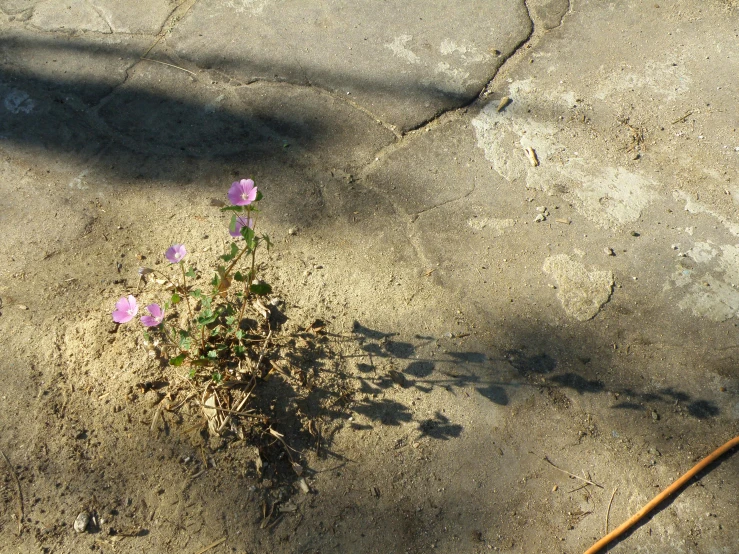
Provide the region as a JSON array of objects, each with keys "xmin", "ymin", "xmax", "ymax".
[
  {"xmin": 223, "ymin": 207, "xmax": 257, "ymax": 280},
  {"xmin": 180, "ymin": 263, "xmax": 194, "ymax": 323}
]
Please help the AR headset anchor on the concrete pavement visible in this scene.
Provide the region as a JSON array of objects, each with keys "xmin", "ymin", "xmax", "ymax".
[{"xmin": 1, "ymin": 0, "xmax": 738, "ymax": 552}]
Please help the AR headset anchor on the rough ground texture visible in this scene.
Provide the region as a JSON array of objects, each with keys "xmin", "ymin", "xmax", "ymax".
[{"xmin": 1, "ymin": 0, "xmax": 739, "ymax": 553}]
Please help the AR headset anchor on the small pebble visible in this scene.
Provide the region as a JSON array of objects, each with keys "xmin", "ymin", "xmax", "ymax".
[
  {"xmin": 534, "ymin": 213, "xmax": 546, "ymax": 223},
  {"xmin": 74, "ymin": 512, "xmax": 90, "ymax": 533},
  {"xmin": 17, "ymin": 304, "xmax": 28, "ymax": 310},
  {"xmin": 288, "ymin": 228, "xmax": 297, "ymax": 236},
  {"xmin": 536, "ymin": 206, "xmax": 547, "ymax": 213},
  {"xmin": 552, "ymin": 485, "xmax": 558, "ymax": 492},
  {"xmin": 298, "ymin": 478, "xmax": 310, "ymax": 494},
  {"xmin": 604, "ymin": 247, "xmax": 615, "ymax": 256}
]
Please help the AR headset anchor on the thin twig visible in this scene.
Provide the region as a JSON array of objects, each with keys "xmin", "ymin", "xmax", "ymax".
[
  {"xmin": 606, "ymin": 487, "xmax": 618, "ymax": 534},
  {"xmin": 585, "ymin": 435, "xmax": 739, "ymax": 554},
  {"xmin": 543, "ymin": 456, "xmax": 604, "ymax": 489},
  {"xmin": 671, "ymin": 110, "xmax": 693, "ymax": 124},
  {"xmin": 567, "ymin": 482, "xmax": 591, "ymax": 494},
  {"xmin": 196, "ymin": 403, "xmax": 259, "ymax": 417},
  {"xmin": 0, "ymin": 449, "xmax": 23, "ymax": 535},
  {"xmin": 194, "ymin": 536, "xmax": 227, "ymax": 554},
  {"xmin": 139, "ymin": 57, "xmax": 197, "ymax": 76}
]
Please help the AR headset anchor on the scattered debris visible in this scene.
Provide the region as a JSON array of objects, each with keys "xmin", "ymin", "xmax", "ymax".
[
  {"xmin": 524, "ymin": 146, "xmax": 539, "ymax": 167},
  {"xmin": 74, "ymin": 512, "xmax": 90, "ymax": 533},
  {"xmin": 496, "ymin": 96, "xmax": 511, "ymax": 112}
]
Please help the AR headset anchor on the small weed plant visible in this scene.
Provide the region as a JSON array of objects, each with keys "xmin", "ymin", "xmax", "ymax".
[{"xmin": 112, "ymin": 178, "xmax": 274, "ymax": 383}]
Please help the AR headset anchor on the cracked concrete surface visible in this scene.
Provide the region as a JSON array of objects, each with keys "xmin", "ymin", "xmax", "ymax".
[{"xmin": 1, "ymin": 1, "xmax": 739, "ymax": 553}]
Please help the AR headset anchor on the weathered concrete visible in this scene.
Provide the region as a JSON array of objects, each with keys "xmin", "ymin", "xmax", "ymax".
[
  {"xmin": 1, "ymin": 1, "xmax": 739, "ymax": 553},
  {"xmin": 162, "ymin": 0, "xmax": 533, "ymax": 132}
]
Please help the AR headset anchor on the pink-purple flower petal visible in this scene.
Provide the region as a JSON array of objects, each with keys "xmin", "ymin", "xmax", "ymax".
[
  {"xmin": 227, "ymin": 179, "xmax": 258, "ymax": 206},
  {"xmin": 112, "ymin": 295, "xmax": 138, "ymax": 324},
  {"xmin": 165, "ymin": 244, "xmax": 187, "ymax": 264},
  {"xmin": 141, "ymin": 303, "xmax": 164, "ymax": 327},
  {"xmin": 229, "ymin": 215, "xmax": 255, "ymax": 238}
]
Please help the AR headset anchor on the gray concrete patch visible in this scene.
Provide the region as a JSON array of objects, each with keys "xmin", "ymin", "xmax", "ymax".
[
  {"xmin": 88, "ymin": 0, "xmax": 174, "ymax": 34},
  {"xmin": 29, "ymin": 0, "xmax": 111, "ymax": 33},
  {"xmin": 161, "ymin": 0, "xmax": 532, "ymax": 131},
  {"xmin": 543, "ymin": 254, "xmax": 613, "ymax": 321},
  {"xmin": 0, "ymin": 0, "xmax": 36, "ymax": 15}
]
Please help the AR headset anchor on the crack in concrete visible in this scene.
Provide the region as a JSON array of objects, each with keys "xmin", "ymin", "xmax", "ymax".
[
  {"xmin": 411, "ymin": 182, "xmax": 477, "ymax": 220},
  {"xmin": 83, "ymin": 0, "xmax": 113, "ymax": 34},
  {"xmin": 143, "ymin": 0, "xmax": 199, "ymax": 58},
  {"xmin": 557, "ymin": 0, "xmax": 573, "ymax": 29}
]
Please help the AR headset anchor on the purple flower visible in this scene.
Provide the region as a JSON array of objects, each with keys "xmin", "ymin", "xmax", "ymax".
[
  {"xmin": 165, "ymin": 244, "xmax": 187, "ymax": 264},
  {"xmin": 141, "ymin": 304, "xmax": 165, "ymax": 327},
  {"xmin": 228, "ymin": 179, "xmax": 258, "ymax": 206},
  {"xmin": 112, "ymin": 295, "xmax": 138, "ymax": 324},
  {"xmin": 229, "ymin": 215, "xmax": 255, "ymax": 238}
]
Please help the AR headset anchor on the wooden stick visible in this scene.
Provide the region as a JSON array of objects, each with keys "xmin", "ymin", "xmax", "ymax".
[
  {"xmin": 0, "ymin": 448, "xmax": 23, "ymax": 535},
  {"xmin": 544, "ymin": 456, "xmax": 604, "ymax": 489},
  {"xmin": 584, "ymin": 435, "xmax": 739, "ymax": 554}
]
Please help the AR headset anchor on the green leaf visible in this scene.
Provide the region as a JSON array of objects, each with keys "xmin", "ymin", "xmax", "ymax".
[
  {"xmin": 185, "ymin": 267, "xmax": 196, "ymax": 278},
  {"xmin": 211, "ymin": 371, "xmax": 223, "ymax": 383},
  {"xmin": 171, "ymin": 293, "xmax": 181, "ymax": 305},
  {"xmin": 170, "ymin": 353, "xmax": 187, "ymax": 367},
  {"xmin": 255, "ymin": 190, "xmax": 263, "ymax": 202},
  {"xmin": 178, "ymin": 330, "xmax": 191, "ymax": 351},
  {"xmin": 250, "ymin": 282, "xmax": 272, "ymax": 296},
  {"xmin": 234, "ymin": 345, "xmax": 246, "ymax": 356},
  {"xmin": 221, "ymin": 240, "xmax": 239, "ymax": 262},
  {"xmin": 207, "ymin": 350, "xmax": 218, "ymax": 359},
  {"xmin": 240, "ymin": 226, "xmax": 256, "ymax": 249},
  {"xmin": 235, "ymin": 329, "xmax": 244, "ymax": 340},
  {"xmin": 191, "ymin": 288, "xmax": 203, "ymax": 299},
  {"xmin": 143, "ymin": 331, "xmax": 151, "ymax": 342},
  {"xmin": 220, "ymin": 205, "xmax": 244, "ymax": 213},
  {"xmin": 198, "ymin": 313, "xmax": 218, "ymax": 326},
  {"xmin": 211, "ymin": 273, "xmax": 220, "ymax": 287},
  {"xmin": 190, "ymin": 358, "xmax": 210, "ymax": 367},
  {"xmin": 233, "ymin": 271, "xmax": 245, "ymax": 282},
  {"xmin": 262, "ymin": 233, "xmax": 273, "ymax": 250},
  {"xmin": 188, "ymin": 368, "xmax": 197, "ymax": 379}
]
